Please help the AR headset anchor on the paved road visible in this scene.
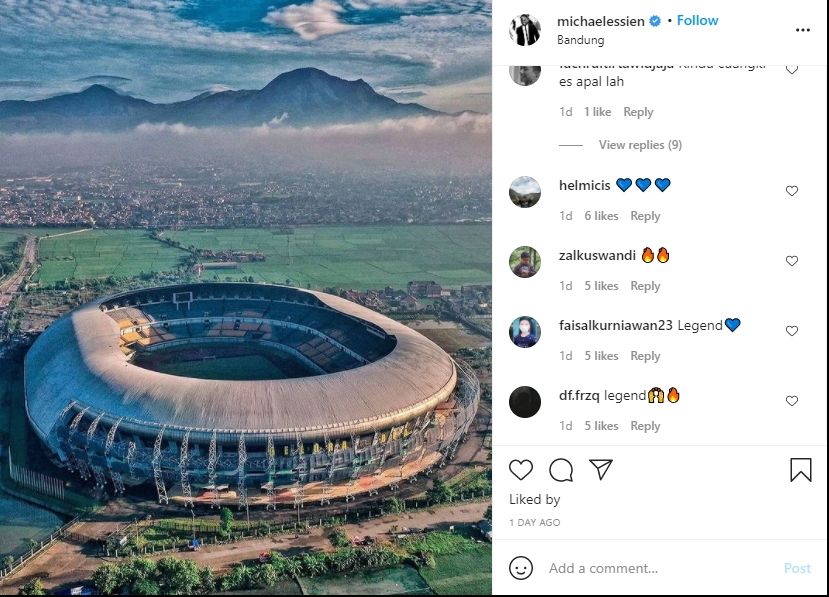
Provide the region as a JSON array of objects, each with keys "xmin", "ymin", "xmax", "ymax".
[
  {"xmin": 0, "ymin": 235, "xmax": 37, "ymax": 314},
  {"xmin": 1, "ymin": 500, "xmax": 489, "ymax": 594}
]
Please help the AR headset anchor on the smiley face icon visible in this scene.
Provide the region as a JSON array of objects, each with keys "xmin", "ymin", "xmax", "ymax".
[{"xmin": 509, "ymin": 555, "xmax": 533, "ymax": 580}]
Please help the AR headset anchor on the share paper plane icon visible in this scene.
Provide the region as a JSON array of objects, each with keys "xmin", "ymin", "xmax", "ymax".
[{"xmin": 589, "ymin": 459, "xmax": 613, "ymax": 481}]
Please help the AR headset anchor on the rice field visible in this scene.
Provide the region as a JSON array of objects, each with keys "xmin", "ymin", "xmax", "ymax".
[
  {"xmin": 35, "ymin": 229, "xmax": 189, "ymax": 283},
  {"xmin": 165, "ymin": 225, "xmax": 490, "ymax": 290},
  {"xmin": 33, "ymin": 225, "xmax": 491, "ymax": 290}
]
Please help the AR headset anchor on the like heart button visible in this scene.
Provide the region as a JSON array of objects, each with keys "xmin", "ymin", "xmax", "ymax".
[{"xmin": 509, "ymin": 459, "xmax": 533, "ymax": 481}]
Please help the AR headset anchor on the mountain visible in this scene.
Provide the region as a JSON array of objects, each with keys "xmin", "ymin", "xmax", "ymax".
[
  {"xmin": 0, "ymin": 68, "xmax": 439, "ymax": 132},
  {"xmin": 0, "ymin": 85, "xmax": 159, "ymax": 131}
]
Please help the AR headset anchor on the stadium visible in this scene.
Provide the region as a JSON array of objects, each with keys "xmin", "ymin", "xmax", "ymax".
[{"xmin": 24, "ymin": 283, "xmax": 479, "ymax": 508}]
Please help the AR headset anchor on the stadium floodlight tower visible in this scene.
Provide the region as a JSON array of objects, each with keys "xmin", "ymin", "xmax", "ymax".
[
  {"xmin": 180, "ymin": 429, "xmax": 193, "ymax": 508},
  {"xmin": 207, "ymin": 430, "xmax": 219, "ymax": 508},
  {"xmin": 69, "ymin": 406, "xmax": 91, "ymax": 480},
  {"xmin": 237, "ymin": 433, "xmax": 248, "ymax": 510},
  {"xmin": 85, "ymin": 411, "xmax": 106, "ymax": 488},
  {"xmin": 105, "ymin": 418, "xmax": 125, "ymax": 494},
  {"xmin": 152, "ymin": 425, "xmax": 169, "ymax": 504}
]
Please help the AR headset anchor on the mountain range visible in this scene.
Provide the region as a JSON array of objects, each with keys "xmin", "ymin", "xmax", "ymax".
[{"xmin": 0, "ymin": 68, "xmax": 439, "ymax": 132}]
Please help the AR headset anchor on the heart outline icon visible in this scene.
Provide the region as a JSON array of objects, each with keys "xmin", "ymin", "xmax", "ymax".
[
  {"xmin": 786, "ymin": 256, "xmax": 798, "ymax": 266},
  {"xmin": 509, "ymin": 459, "xmax": 533, "ymax": 481},
  {"xmin": 786, "ymin": 186, "xmax": 799, "ymax": 196},
  {"xmin": 786, "ymin": 396, "xmax": 798, "ymax": 406},
  {"xmin": 616, "ymin": 178, "xmax": 632, "ymax": 192},
  {"xmin": 786, "ymin": 65, "xmax": 799, "ymax": 74},
  {"xmin": 654, "ymin": 178, "xmax": 671, "ymax": 192},
  {"xmin": 786, "ymin": 326, "xmax": 798, "ymax": 336},
  {"xmin": 635, "ymin": 178, "xmax": 651, "ymax": 192},
  {"xmin": 724, "ymin": 318, "xmax": 741, "ymax": 332}
]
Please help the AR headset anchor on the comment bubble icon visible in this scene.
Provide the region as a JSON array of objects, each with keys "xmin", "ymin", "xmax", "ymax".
[{"xmin": 549, "ymin": 458, "xmax": 574, "ymax": 482}]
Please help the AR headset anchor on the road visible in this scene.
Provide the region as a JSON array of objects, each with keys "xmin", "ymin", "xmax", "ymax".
[
  {"xmin": 0, "ymin": 235, "xmax": 37, "ymax": 316},
  {"xmin": 1, "ymin": 500, "xmax": 489, "ymax": 594}
]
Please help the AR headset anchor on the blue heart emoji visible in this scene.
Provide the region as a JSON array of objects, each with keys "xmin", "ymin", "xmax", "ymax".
[
  {"xmin": 616, "ymin": 178, "xmax": 632, "ymax": 192},
  {"xmin": 636, "ymin": 178, "xmax": 651, "ymax": 192},
  {"xmin": 724, "ymin": 318, "xmax": 741, "ymax": 332},
  {"xmin": 655, "ymin": 178, "xmax": 671, "ymax": 191}
]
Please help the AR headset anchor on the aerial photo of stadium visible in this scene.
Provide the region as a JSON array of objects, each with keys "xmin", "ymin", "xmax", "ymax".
[{"xmin": 24, "ymin": 282, "xmax": 480, "ymax": 509}]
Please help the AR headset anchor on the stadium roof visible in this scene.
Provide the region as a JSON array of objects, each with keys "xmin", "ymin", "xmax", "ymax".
[{"xmin": 25, "ymin": 285, "xmax": 457, "ymax": 442}]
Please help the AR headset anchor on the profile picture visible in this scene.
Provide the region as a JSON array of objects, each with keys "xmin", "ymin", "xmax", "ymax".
[
  {"xmin": 509, "ymin": 176, "xmax": 541, "ymax": 208},
  {"xmin": 510, "ymin": 386, "xmax": 541, "ymax": 418},
  {"xmin": 509, "ymin": 14, "xmax": 541, "ymax": 46},
  {"xmin": 509, "ymin": 65, "xmax": 541, "ymax": 87},
  {"xmin": 509, "ymin": 316, "xmax": 540, "ymax": 348},
  {"xmin": 510, "ymin": 246, "xmax": 540, "ymax": 278}
]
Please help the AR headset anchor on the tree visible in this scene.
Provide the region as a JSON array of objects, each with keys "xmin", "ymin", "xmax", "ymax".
[
  {"xmin": 297, "ymin": 553, "xmax": 328, "ymax": 577},
  {"xmin": 220, "ymin": 564, "xmax": 252, "ymax": 591},
  {"xmin": 156, "ymin": 557, "xmax": 202, "ymax": 595},
  {"xmin": 386, "ymin": 496, "xmax": 405, "ymax": 513},
  {"xmin": 219, "ymin": 507, "xmax": 234, "ymax": 537},
  {"xmin": 18, "ymin": 578, "xmax": 46, "ymax": 595},
  {"xmin": 125, "ymin": 558, "xmax": 156, "ymax": 582},
  {"xmin": 328, "ymin": 528, "xmax": 351, "ymax": 548},
  {"xmin": 252, "ymin": 564, "xmax": 280, "ymax": 588},
  {"xmin": 198, "ymin": 567, "xmax": 215, "ymax": 594},
  {"xmin": 426, "ymin": 479, "xmax": 454, "ymax": 504},
  {"xmin": 3, "ymin": 555, "xmax": 15, "ymax": 570},
  {"xmin": 92, "ymin": 563, "xmax": 123, "ymax": 595},
  {"xmin": 132, "ymin": 578, "xmax": 161, "ymax": 595},
  {"xmin": 269, "ymin": 552, "xmax": 300, "ymax": 578}
]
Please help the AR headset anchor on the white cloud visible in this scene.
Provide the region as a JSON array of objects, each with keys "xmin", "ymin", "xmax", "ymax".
[
  {"xmin": 127, "ymin": 112, "xmax": 490, "ymax": 138},
  {"xmin": 267, "ymin": 113, "xmax": 290, "ymax": 126},
  {"xmin": 134, "ymin": 122, "xmax": 199, "ymax": 135},
  {"xmin": 262, "ymin": 0, "xmax": 357, "ymax": 41},
  {"xmin": 0, "ymin": 113, "xmax": 490, "ymax": 174}
]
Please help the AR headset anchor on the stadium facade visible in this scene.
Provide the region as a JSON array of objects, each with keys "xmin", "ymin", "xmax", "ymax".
[{"xmin": 24, "ymin": 283, "xmax": 479, "ymax": 507}]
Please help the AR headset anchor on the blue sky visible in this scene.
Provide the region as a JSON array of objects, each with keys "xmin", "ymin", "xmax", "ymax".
[{"xmin": 0, "ymin": 0, "xmax": 491, "ymax": 112}]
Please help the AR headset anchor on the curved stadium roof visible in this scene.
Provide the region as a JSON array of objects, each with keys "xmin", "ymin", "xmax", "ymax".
[{"xmin": 25, "ymin": 285, "xmax": 457, "ymax": 443}]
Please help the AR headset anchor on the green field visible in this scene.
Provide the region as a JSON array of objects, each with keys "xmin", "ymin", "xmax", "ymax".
[
  {"xmin": 31, "ymin": 225, "xmax": 490, "ymax": 290},
  {"xmin": 2, "ymin": 228, "xmax": 77, "ymax": 271},
  {"xmin": 147, "ymin": 354, "xmax": 292, "ymax": 381},
  {"xmin": 165, "ymin": 225, "xmax": 490, "ymax": 289},
  {"xmin": 0, "ymin": 231, "xmax": 24, "ymax": 260},
  {"xmin": 398, "ymin": 531, "xmax": 492, "ymax": 595},
  {"xmin": 299, "ymin": 565, "xmax": 433, "ymax": 595},
  {"xmin": 1, "ymin": 228, "xmax": 84, "ymax": 252},
  {"xmin": 1, "ymin": 227, "xmax": 79, "ymax": 242},
  {"xmin": 418, "ymin": 546, "xmax": 492, "ymax": 595},
  {"xmin": 36, "ymin": 229, "xmax": 189, "ymax": 283}
]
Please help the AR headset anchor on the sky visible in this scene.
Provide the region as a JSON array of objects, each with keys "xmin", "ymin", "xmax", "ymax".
[
  {"xmin": 510, "ymin": 175, "xmax": 541, "ymax": 195},
  {"xmin": 0, "ymin": 0, "xmax": 492, "ymax": 113}
]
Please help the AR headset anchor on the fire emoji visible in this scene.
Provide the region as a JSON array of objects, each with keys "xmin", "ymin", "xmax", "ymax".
[
  {"xmin": 667, "ymin": 387, "xmax": 680, "ymax": 403},
  {"xmin": 648, "ymin": 387, "xmax": 664, "ymax": 403},
  {"xmin": 642, "ymin": 247, "xmax": 654, "ymax": 263},
  {"xmin": 657, "ymin": 247, "xmax": 670, "ymax": 263}
]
